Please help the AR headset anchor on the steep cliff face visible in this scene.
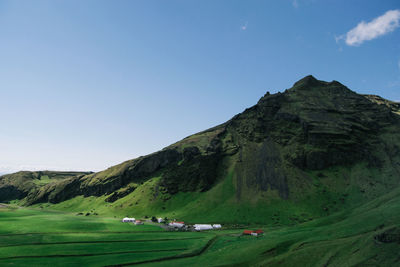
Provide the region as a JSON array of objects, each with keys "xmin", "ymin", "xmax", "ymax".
[
  {"xmin": 3, "ymin": 76, "xmax": 400, "ymax": 223},
  {"xmin": 231, "ymin": 76, "xmax": 396, "ymax": 169}
]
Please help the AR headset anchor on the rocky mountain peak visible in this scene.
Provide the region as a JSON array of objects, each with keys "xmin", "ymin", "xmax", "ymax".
[
  {"xmin": 292, "ymin": 75, "xmax": 320, "ymax": 88},
  {"xmin": 289, "ymin": 75, "xmax": 349, "ymax": 96}
]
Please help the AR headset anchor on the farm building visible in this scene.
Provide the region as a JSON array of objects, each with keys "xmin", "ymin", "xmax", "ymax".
[
  {"xmin": 169, "ymin": 221, "xmax": 185, "ymax": 228},
  {"xmin": 157, "ymin": 218, "xmax": 164, "ymax": 223},
  {"xmin": 134, "ymin": 220, "xmax": 143, "ymax": 225},
  {"xmin": 194, "ymin": 224, "xmax": 213, "ymax": 231},
  {"xmin": 212, "ymin": 224, "xmax": 222, "ymax": 229},
  {"xmin": 243, "ymin": 229, "xmax": 264, "ymax": 236},
  {"xmin": 122, "ymin": 217, "xmax": 135, "ymax": 222}
]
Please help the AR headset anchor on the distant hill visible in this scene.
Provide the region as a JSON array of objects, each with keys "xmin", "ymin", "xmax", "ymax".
[
  {"xmin": 0, "ymin": 171, "xmax": 92, "ymax": 203},
  {"xmin": 2, "ymin": 75, "xmax": 400, "ymax": 225}
]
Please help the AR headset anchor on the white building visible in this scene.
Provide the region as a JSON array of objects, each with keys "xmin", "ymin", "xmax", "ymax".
[
  {"xmin": 169, "ymin": 221, "xmax": 185, "ymax": 228},
  {"xmin": 194, "ymin": 224, "xmax": 213, "ymax": 231},
  {"xmin": 212, "ymin": 224, "xmax": 222, "ymax": 229},
  {"xmin": 157, "ymin": 218, "xmax": 164, "ymax": 223},
  {"xmin": 122, "ymin": 217, "xmax": 135, "ymax": 222}
]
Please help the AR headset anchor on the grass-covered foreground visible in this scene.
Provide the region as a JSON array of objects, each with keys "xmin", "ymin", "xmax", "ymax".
[
  {"xmin": 0, "ymin": 206, "xmax": 214, "ymax": 266},
  {"xmin": 1, "ymin": 186, "xmax": 400, "ymax": 267}
]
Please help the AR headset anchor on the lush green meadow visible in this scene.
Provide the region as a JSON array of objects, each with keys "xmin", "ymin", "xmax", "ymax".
[
  {"xmin": 0, "ymin": 207, "xmax": 214, "ymax": 266},
  {"xmin": 1, "ymin": 185, "xmax": 400, "ymax": 267},
  {"xmin": 145, "ymin": 187, "xmax": 400, "ymax": 266}
]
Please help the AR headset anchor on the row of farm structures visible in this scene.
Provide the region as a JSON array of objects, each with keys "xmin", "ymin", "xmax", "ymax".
[
  {"xmin": 121, "ymin": 217, "xmax": 222, "ymax": 231},
  {"xmin": 121, "ymin": 216, "xmax": 264, "ymax": 236}
]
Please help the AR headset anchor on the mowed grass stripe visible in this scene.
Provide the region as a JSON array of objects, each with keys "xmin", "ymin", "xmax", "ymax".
[
  {"xmin": 0, "ymin": 232, "xmax": 208, "ymax": 247},
  {"xmin": 0, "ymin": 210, "xmax": 164, "ymax": 235},
  {"xmin": 107, "ymin": 236, "xmax": 219, "ymax": 266},
  {"xmin": 0, "ymin": 251, "xmax": 180, "ymax": 267},
  {"xmin": 0, "ymin": 236, "xmax": 212, "ymax": 260},
  {"xmin": 0, "ymin": 237, "xmax": 205, "ymax": 247},
  {"xmin": 0, "ymin": 248, "xmax": 187, "ymax": 260},
  {"xmin": 0, "ymin": 230, "xmax": 168, "ymax": 236}
]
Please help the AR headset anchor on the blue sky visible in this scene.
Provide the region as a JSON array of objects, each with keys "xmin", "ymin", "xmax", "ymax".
[{"xmin": 0, "ymin": 0, "xmax": 399, "ymax": 173}]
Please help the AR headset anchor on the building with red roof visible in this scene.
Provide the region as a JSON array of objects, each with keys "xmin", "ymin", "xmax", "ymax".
[
  {"xmin": 169, "ymin": 221, "xmax": 185, "ymax": 228},
  {"xmin": 243, "ymin": 229, "xmax": 264, "ymax": 236}
]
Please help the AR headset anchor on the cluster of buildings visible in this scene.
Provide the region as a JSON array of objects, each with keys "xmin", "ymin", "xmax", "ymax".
[
  {"xmin": 122, "ymin": 217, "xmax": 265, "ymax": 236},
  {"xmin": 167, "ymin": 221, "xmax": 222, "ymax": 231},
  {"xmin": 121, "ymin": 217, "xmax": 223, "ymax": 231}
]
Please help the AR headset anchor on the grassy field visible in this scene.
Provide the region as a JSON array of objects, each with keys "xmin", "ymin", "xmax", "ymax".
[
  {"xmin": 0, "ymin": 206, "xmax": 215, "ymax": 266},
  {"xmin": 1, "ymin": 185, "xmax": 400, "ymax": 266},
  {"xmin": 145, "ymin": 186, "xmax": 400, "ymax": 266}
]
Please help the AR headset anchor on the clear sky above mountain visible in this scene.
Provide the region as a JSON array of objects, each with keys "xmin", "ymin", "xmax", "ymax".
[{"xmin": 1, "ymin": 0, "xmax": 399, "ymax": 173}]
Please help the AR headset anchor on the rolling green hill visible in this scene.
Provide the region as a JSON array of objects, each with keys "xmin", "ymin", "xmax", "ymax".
[
  {"xmin": 2, "ymin": 75, "xmax": 400, "ymax": 227},
  {"xmin": 0, "ymin": 181, "xmax": 399, "ymax": 266}
]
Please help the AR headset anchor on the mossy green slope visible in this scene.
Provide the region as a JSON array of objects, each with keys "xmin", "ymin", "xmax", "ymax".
[
  {"xmin": 3, "ymin": 75, "xmax": 400, "ymax": 226},
  {"xmin": 144, "ymin": 186, "xmax": 400, "ymax": 267}
]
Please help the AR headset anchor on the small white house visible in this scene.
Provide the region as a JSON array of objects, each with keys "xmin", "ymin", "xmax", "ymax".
[
  {"xmin": 194, "ymin": 224, "xmax": 213, "ymax": 231},
  {"xmin": 122, "ymin": 217, "xmax": 135, "ymax": 222},
  {"xmin": 212, "ymin": 224, "xmax": 222, "ymax": 229},
  {"xmin": 169, "ymin": 221, "xmax": 185, "ymax": 228},
  {"xmin": 157, "ymin": 218, "xmax": 164, "ymax": 223}
]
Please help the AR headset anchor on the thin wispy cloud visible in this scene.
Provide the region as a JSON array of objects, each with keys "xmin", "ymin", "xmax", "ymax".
[
  {"xmin": 337, "ymin": 9, "xmax": 400, "ymax": 46},
  {"xmin": 241, "ymin": 21, "xmax": 248, "ymax": 31},
  {"xmin": 292, "ymin": 0, "xmax": 299, "ymax": 8}
]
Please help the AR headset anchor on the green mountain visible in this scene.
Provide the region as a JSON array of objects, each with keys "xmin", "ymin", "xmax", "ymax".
[{"xmin": 2, "ymin": 75, "xmax": 400, "ymax": 225}]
